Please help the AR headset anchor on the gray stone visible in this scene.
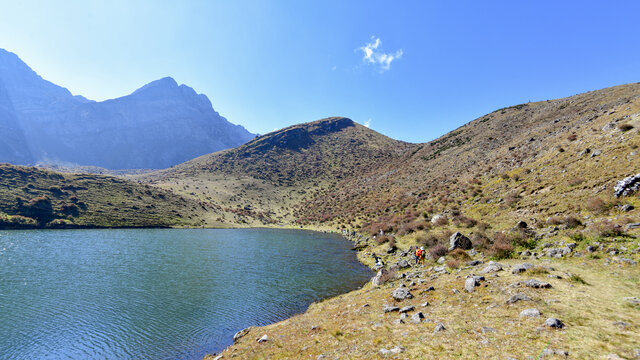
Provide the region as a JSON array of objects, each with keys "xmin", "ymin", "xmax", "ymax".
[
  {"xmin": 397, "ymin": 259, "xmax": 410, "ymax": 269},
  {"xmin": 480, "ymin": 326, "xmax": 496, "ymax": 334},
  {"xmin": 480, "ymin": 261, "xmax": 503, "ymax": 274},
  {"xmin": 411, "ymin": 312, "xmax": 425, "ymax": 323},
  {"xmin": 399, "ymin": 305, "xmax": 415, "ymax": 313},
  {"xmin": 519, "ymin": 308, "xmax": 541, "ymax": 318},
  {"xmin": 434, "ymin": 323, "xmax": 446, "ymax": 333},
  {"xmin": 465, "ymin": 276, "xmax": 485, "ymax": 292},
  {"xmin": 437, "ymin": 256, "xmax": 446, "ymax": 264},
  {"xmin": 421, "ymin": 302, "xmax": 430, "ymax": 307},
  {"xmin": 431, "ymin": 214, "xmax": 447, "ymax": 224},
  {"xmin": 512, "ymin": 263, "xmax": 534, "ymax": 274},
  {"xmin": 621, "ymin": 204, "xmax": 635, "ymax": 212},
  {"xmin": 449, "ymin": 232, "xmax": 472, "ymax": 251},
  {"xmin": 614, "ymin": 173, "xmax": 640, "ymax": 197},
  {"xmin": 506, "ymin": 293, "xmax": 532, "ymax": 304},
  {"xmin": 233, "ymin": 327, "xmax": 252, "ymax": 342},
  {"xmin": 372, "ymin": 268, "xmax": 392, "ymax": 287},
  {"xmin": 383, "ymin": 305, "xmax": 400, "ymax": 313},
  {"xmin": 392, "ymin": 287, "xmax": 413, "ymax": 300},
  {"xmin": 467, "ymin": 260, "xmax": 483, "ymax": 266},
  {"xmin": 624, "ymin": 297, "xmax": 640, "ymax": 305},
  {"xmin": 524, "ymin": 279, "xmax": 552, "ymax": 288},
  {"xmin": 257, "ymin": 334, "xmax": 269, "ymax": 343},
  {"xmin": 545, "ymin": 318, "xmax": 564, "ymax": 328}
]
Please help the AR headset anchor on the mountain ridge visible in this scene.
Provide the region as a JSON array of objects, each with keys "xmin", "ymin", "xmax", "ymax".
[{"xmin": 0, "ymin": 49, "xmax": 255, "ymax": 169}]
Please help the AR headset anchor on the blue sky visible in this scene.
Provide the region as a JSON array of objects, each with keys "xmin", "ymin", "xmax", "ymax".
[{"xmin": 1, "ymin": 1, "xmax": 639, "ymax": 142}]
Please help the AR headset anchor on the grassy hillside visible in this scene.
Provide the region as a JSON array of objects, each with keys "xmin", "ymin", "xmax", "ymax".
[
  {"xmin": 141, "ymin": 117, "xmax": 415, "ymax": 225},
  {"xmin": 0, "ymin": 163, "xmax": 216, "ymax": 229}
]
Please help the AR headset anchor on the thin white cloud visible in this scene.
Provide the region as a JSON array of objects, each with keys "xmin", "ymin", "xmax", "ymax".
[
  {"xmin": 359, "ymin": 36, "xmax": 403, "ymax": 72},
  {"xmin": 364, "ymin": 119, "xmax": 371, "ymax": 128}
]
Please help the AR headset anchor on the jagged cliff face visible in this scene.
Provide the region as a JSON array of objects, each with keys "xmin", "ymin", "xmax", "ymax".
[{"xmin": 0, "ymin": 49, "xmax": 255, "ymax": 169}]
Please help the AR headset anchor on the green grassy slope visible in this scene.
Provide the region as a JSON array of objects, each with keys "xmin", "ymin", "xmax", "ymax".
[{"xmin": 0, "ymin": 163, "xmax": 214, "ymax": 229}]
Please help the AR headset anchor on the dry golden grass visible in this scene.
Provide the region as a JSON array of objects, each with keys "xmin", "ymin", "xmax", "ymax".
[{"xmin": 208, "ymin": 257, "xmax": 640, "ymax": 359}]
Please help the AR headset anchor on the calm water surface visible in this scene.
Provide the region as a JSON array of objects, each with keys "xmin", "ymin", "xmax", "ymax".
[{"xmin": 0, "ymin": 228, "xmax": 372, "ymax": 359}]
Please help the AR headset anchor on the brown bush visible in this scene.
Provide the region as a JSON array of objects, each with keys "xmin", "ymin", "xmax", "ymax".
[
  {"xmin": 452, "ymin": 215, "xmax": 477, "ymax": 228},
  {"xmin": 568, "ymin": 177, "xmax": 584, "ymax": 186},
  {"xmin": 446, "ymin": 259, "xmax": 461, "ymax": 269},
  {"xmin": 449, "ymin": 248, "xmax": 470, "ymax": 260},
  {"xmin": 432, "ymin": 216, "xmax": 449, "ymax": 226},
  {"xmin": 567, "ymin": 134, "xmax": 578, "ymax": 141},
  {"xmin": 470, "ymin": 232, "xmax": 492, "ymax": 250},
  {"xmin": 486, "ymin": 233, "xmax": 514, "ymax": 259},
  {"xmin": 592, "ymin": 220, "xmax": 624, "ymax": 237},
  {"xmin": 375, "ymin": 235, "xmax": 392, "ymax": 245},
  {"xmin": 618, "ymin": 123, "xmax": 634, "ymax": 132},
  {"xmin": 429, "ymin": 244, "xmax": 448, "ymax": 259},
  {"xmin": 586, "ymin": 197, "xmax": 615, "ymax": 214},
  {"xmin": 504, "ymin": 191, "xmax": 521, "ymax": 207}
]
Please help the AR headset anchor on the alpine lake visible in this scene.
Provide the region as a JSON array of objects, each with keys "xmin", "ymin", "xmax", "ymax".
[{"xmin": 0, "ymin": 228, "xmax": 372, "ymax": 359}]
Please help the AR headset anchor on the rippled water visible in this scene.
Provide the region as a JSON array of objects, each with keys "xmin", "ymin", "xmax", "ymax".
[{"xmin": 0, "ymin": 228, "xmax": 372, "ymax": 359}]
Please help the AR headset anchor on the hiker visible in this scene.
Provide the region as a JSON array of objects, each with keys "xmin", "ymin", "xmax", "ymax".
[
  {"xmin": 418, "ymin": 246, "xmax": 426, "ymax": 265},
  {"xmin": 415, "ymin": 247, "xmax": 424, "ymax": 265}
]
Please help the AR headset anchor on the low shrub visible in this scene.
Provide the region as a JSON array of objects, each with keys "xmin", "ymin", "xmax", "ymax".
[
  {"xmin": 448, "ymin": 248, "xmax": 470, "ymax": 260},
  {"xmin": 486, "ymin": 233, "xmax": 514, "ymax": 259},
  {"xmin": 429, "ymin": 244, "xmax": 448, "ymax": 259},
  {"xmin": 452, "ymin": 215, "xmax": 477, "ymax": 228},
  {"xmin": 375, "ymin": 235, "xmax": 392, "ymax": 245},
  {"xmin": 470, "ymin": 232, "xmax": 492, "ymax": 250},
  {"xmin": 446, "ymin": 259, "xmax": 461, "ymax": 269}
]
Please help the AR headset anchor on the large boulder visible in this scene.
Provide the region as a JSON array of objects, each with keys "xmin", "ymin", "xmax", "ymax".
[
  {"xmin": 614, "ymin": 173, "xmax": 640, "ymax": 197},
  {"xmin": 449, "ymin": 232, "xmax": 472, "ymax": 251},
  {"xmin": 372, "ymin": 268, "xmax": 393, "ymax": 286}
]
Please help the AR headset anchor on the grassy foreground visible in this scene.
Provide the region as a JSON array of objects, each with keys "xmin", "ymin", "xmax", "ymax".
[{"xmin": 204, "ymin": 225, "xmax": 640, "ymax": 360}]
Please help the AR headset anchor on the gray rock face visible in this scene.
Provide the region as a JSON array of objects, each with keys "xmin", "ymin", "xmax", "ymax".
[
  {"xmin": 449, "ymin": 232, "xmax": 472, "ymax": 251},
  {"xmin": 0, "ymin": 49, "xmax": 255, "ymax": 169},
  {"xmin": 391, "ymin": 286, "xmax": 413, "ymax": 300}
]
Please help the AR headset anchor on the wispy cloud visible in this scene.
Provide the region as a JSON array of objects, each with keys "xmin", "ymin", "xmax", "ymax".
[
  {"xmin": 364, "ymin": 119, "xmax": 371, "ymax": 128},
  {"xmin": 359, "ymin": 36, "xmax": 403, "ymax": 72}
]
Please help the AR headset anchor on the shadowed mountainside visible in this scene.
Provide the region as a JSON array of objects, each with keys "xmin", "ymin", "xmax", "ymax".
[{"xmin": 0, "ymin": 48, "xmax": 255, "ymax": 169}]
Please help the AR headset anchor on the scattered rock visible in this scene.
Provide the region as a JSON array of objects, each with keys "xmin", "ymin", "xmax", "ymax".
[
  {"xmin": 411, "ymin": 312, "xmax": 425, "ymax": 323},
  {"xmin": 421, "ymin": 302, "xmax": 430, "ymax": 307},
  {"xmin": 480, "ymin": 261, "xmax": 503, "ymax": 274},
  {"xmin": 523, "ymin": 279, "xmax": 552, "ymax": 288},
  {"xmin": 392, "ymin": 286, "xmax": 413, "ymax": 300},
  {"xmin": 613, "ymin": 321, "xmax": 630, "ymax": 329},
  {"xmin": 520, "ymin": 308, "xmax": 541, "ymax": 318},
  {"xmin": 545, "ymin": 318, "xmax": 564, "ymax": 328},
  {"xmin": 372, "ymin": 268, "xmax": 393, "ymax": 287},
  {"xmin": 512, "ymin": 263, "xmax": 534, "ymax": 274},
  {"xmin": 399, "ymin": 305, "xmax": 415, "ymax": 313},
  {"xmin": 380, "ymin": 346, "xmax": 405, "ymax": 356},
  {"xmin": 434, "ymin": 323, "xmax": 446, "ymax": 333},
  {"xmin": 397, "ymin": 259, "xmax": 410, "ymax": 269},
  {"xmin": 449, "ymin": 232, "xmax": 472, "ymax": 251},
  {"xmin": 467, "ymin": 260, "xmax": 483, "ymax": 266},
  {"xmin": 506, "ymin": 293, "xmax": 532, "ymax": 304},
  {"xmin": 437, "ymin": 256, "xmax": 446, "ymax": 264},
  {"xmin": 465, "ymin": 276, "xmax": 485, "ymax": 292},
  {"xmin": 452, "ymin": 289, "xmax": 460, "ymax": 294},
  {"xmin": 257, "ymin": 334, "xmax": 269, "ymax": 343},
  {"xmin": 233, "ymin": 327, "xmax": 252, "ymax": 343},
  {"xmin": 425, "ymin": 286, "xmax": 435, "ymax": 292},
  {"xmin": 480, "ymin": 326, "xmax": 496, "ymax": 334},
  {"xmin": 624, "ymin": 297, "xmax": 640, "ymax": 305},
  {"xmin": 431, "ymin": 214, "xmax": 447, "ymax": 224},
  {"xmin": 614, "ymin": 173, "xmax": 640, "ymax": 198},
  {"xmin": 383, "ymin": 305, "xmax": 400, "ymax": 313}
]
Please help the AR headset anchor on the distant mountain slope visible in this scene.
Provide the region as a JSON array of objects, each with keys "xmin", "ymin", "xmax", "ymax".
[
  {"xmin": 0, "ymin": 163, "xmax": 219, "ymax": 229},
  {"xmin": 0, "ymin": 48, "xmax": 255, "ymax": 169}
]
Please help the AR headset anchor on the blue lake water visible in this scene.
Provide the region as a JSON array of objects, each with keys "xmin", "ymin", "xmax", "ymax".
[{"xmin": 0, "ymin": 228, "xmax": 372, "ymax": 359}]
